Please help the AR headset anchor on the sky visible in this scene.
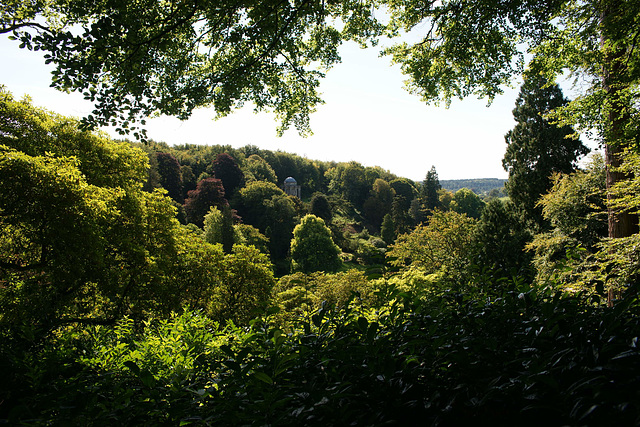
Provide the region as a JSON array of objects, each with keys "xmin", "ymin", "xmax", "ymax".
[{"xmin": 0, "ymin": 35, "xmax": 526, "ymax": 181}]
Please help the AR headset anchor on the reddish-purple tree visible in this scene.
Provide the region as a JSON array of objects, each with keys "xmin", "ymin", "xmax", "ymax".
[
  {"xmin": 212, "ymin": 153, "xmax": 244, "ymax": 199},
  {"xmin": 184, "ymin": 178, "xmax": 228, "ymax": 227}
]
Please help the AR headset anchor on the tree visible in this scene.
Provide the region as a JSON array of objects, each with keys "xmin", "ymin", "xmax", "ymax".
[
  {"xmin": 237, "ymin": 181, "xmax": 297, "ymax": 265},
  {"xmin": 0, "ymin": 90, "xmax": 182, "ymax": 326},
  {"xmin": 363, "ymin": 178, "xmax": 395, "ymax": 228},
  {"xmin": 310, "ymin": 192, "xmax": 333, "ymax": 224},
  {"xmin": 527, "ymin": 155, "xmax": 607, "ymax": 285},
  {"xmin": 243, "ymin": 154, "xmax": 277, "ymax": 184},
  {"xmin": 389, "ymin": 178, "xmax": 416, "ymax": 212},
  {"xmin": 420, "ymin": 166, "xmax": 441, "ymax": 212},
  {"xmin": 388, "ymin": 210, "xmax": 476, "ymax": 281},
  {"xmin": 180, "ymin": 164, "xmax": 197, "ymax": 199},
  {"xmin": 184, "ymin": 178, "xmax": 228, "ymax": 228},
  {"xmin": 502, "ymin": 75, "xmax": 588, "ymax": 229},
  {"xmin": 237, "ymin": 181, "xmax": 288, "ymax": 230},
  {"xmin": 450, "ymin": 188, "xmax": 485, "ymax": 219},
  {"xmin": 208, "ymin": 245, "xmax": 275, "ymax": 324},
  {"xmin": 156, "ymin": 152, "xmax": 184, "ymax": 204},
  {"xmin": 290, "ymin": 215, "xmax": 342, "ymax": 273},
  {"xmin": 234, "ymin": 224, "xmax": 270, "ymax": 255},
  {"xmin": 381, "ymin": 213, "xmax": 396, "ymax": 245},
  {"xmin": 390, "ymin": 196, "xmax": 412, "ymax": 235},
  {"xmin": 472, "ymin": 199, "xmax": 533, "ymax": 283},
  {"xmin": 537, "ymin": 154, "xmax": 608, "ymax": 250},
  {"xmin": 8, "ymin": 0, "xmax": 638, "ymax": 237},
  {"xmin": 383, "ymin": 0, "xmax": 640, "ymax": 238},
  {"xmin": 2, "ymin": 1, "xmax": 381, "ymax": 136},
  {"xmin": 211, "ymin": 153, "xmax": 244, "ymax": 199},
  {"xmin": 203, "ymin": 205, "xmax": 235, "ymax": 254},
  {"xmin": 325, "ymin": 161, "xmax": 371, "ymax": 210}
]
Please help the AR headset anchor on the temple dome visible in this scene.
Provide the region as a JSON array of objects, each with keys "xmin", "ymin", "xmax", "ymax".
[{"xmin": 284, "ymin": 176, "xmax": 297, "ymax": 184}]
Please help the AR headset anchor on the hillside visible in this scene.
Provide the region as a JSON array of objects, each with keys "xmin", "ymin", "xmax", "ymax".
[{"xmin": 440, "ymin": 178, "xmax": 506, "ymax": 196}]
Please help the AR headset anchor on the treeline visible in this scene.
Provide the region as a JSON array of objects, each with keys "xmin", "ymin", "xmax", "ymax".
[
  {"xmin": 129, "ymin": 138, "xmax": 495, "ymax": 275},
  {"xmin": 440, "ymin": 178, "xmax": 506, "ymax": 197}
]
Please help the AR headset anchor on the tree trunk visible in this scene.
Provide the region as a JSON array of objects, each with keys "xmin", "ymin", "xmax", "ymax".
[{"xmin": 601, "ymin": 0, "xmax": 638, "ymax": 239}]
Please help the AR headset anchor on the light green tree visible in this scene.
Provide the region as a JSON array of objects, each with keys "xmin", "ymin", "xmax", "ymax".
[
  {"xmin": 243, "ymin": 154, "xmax": 278, "ymax": 184},
  {"xmin": 388, "ymin": 210, "xmax": 476, "ymax": 278},
  {"xmin": 291, "ymin": 214, "xmax": 342, "ymax": 273},
  {"xmin": 450, "ymin": 188, "xmax": 485, "ymax": 219},
  {"xmin": 203, "ymin": 205, "xmax": 235, "ymax": 253},
  {"xmin": 0, "ymin": 90, "xmax": 181, "ymax": 326}
]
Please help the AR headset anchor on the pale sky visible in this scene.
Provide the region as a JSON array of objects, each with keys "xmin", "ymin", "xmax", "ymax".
[{"xmin": 0, "ymin": 35, "xmax": 525, "ymax": 181}]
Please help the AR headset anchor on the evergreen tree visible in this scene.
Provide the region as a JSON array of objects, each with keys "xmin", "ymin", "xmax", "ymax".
[
  {"xmin": 381, "ymin": 213, "xmax": 396, "ymax": 245},
  {"xmin": 421, "ymin": 166, "xmax": 442, "ymax": 212},
  {"xmin": 502, "ymin": 75, "xmax": 589, "ymax": 230},
  {"xmin": 390, "ymin": 196, "xmax": 411, "ymax": 235},
  {"xmin": 472, "ymin": 199, "xmax": 533, "ymax": 284}
]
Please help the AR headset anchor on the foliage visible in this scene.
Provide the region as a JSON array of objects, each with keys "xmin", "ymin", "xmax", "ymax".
[
  {"xmin": 291, "ymin": 215, "xmax": 341, "ymax": 273},
  {"xmin": 0, "ymin": 92, "xmax": 186, "ymax": 326},
  {"xmin": 234, "ymin": 224, "xmax": 270, "ymax": 255},
  {"xmin": 309, "ymin": 192, "xmax": 332, "ymax": 224},
  {"xmin": 538, "ymin": 153, "xmax": 607, "ymax": 249},
  {"xmin": 274, "ymin": 269, "xmax": 375, "ymax": 320},
  {"xmin": 4, "ymin": 285, "xmax": 640, "ymax": 425},
  {"xmin": 381, "ymin": 213, "xmax": 396, "ymax": 245},
  {"xmin": 472, "ymin": 199, "xmax": 534, "ymax": 287},
  {"xmin": 243, "ymin": 154, "xmax": 277, "ymax": 185},
  {"xmin": 211, "ymin": 153, "xmax": 244, "ymax": 199},
  {"xmin": 3, "ymin": 1, "xmax": 383, "ymax": 135},
  {"xmin": 155, "ymin": 152, "xmax": 184, "ymax": 204},
  {"xmin": 440, "ymin": 178, "xmax": 506, "ymax": 196},
  {"xmin": 503, "ymin": 75, "xmax": 588, "ymax": 229},
  {"xmin": 385, "ymin": 0, "xmax": 640, "ymax": 238},
  {"xmin": 203, "ymin": 206, "xmax": 235, "ymax": 254},
  {"xmin": 325, "ymin": 161, "xmax": 371, "ymax": 210},
  {"xmin": 206, "ymin": 244, "xmax": 275, "ymax": 324},
  {"xmin": 237, "ymin": 181, "xmax": 297, "ymax": 264},
  {"xmin": 389, "ymin": 178, "xmax": 416, "ymax": 211},
  {"xmin": 527, "ymin": 154, "xmax": 607, "ymax": 288},
  {"xmin": 363, "ymin": 178, "xmax": 395, "ymax": 229},
  {"xmin": 388, "ymin": 210, "xmax": 476, "ymax": 285},
  {"xmin": 0, "ymin": 90, "xmax": 148, "ymax": 188},
  {"xmin": 450, "ymin": 187, "xmax": 485, "ymax": 219},
  {"xmin": 420, "ymin": 166, "xmax": 441, "ymax": 212},
  {"xmin": 184, "ymin": 178, "xmax": 228, "ymax": 228}
]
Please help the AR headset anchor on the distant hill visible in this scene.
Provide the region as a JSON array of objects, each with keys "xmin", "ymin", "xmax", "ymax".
[{"xmin": 440, "ymin": 178, "xmax": 507, "ymax": 196}]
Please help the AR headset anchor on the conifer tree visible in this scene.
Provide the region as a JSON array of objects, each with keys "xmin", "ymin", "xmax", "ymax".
[
  {"xmin": 421, "ymin": 166, "xmax": 442, "ymax": 213},
  {"xmin": 502, "ymin": 75, "xmax": 589, "ymax": 230}
]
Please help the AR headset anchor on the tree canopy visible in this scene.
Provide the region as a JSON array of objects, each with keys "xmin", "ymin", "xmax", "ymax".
[
  {"xmin": 291, "ymin": 214, "xmax": 341, "ymax": 273},
  {"xmin": 1, "ymin": 0, "xmax": 382, "ymax": 136}
]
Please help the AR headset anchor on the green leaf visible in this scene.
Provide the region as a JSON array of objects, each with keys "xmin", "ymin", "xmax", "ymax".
[{"xmin": 253, "ymin": 371, "xmax": 274, "ymax": 384}]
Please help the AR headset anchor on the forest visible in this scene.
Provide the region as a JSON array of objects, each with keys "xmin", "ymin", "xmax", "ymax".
[{"xmin": 2, "ymin": 0, "xmax": 640, "ymax": 425}]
